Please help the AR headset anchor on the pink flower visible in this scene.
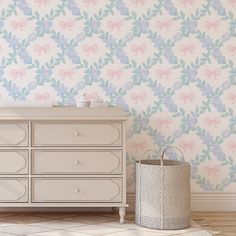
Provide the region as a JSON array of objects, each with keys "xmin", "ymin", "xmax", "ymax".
[
  {"xmin": 131, "ymin": 141, "xmax": 147, "ymax": 152},
  {"xmin": 130, "ymin": 92, "xmax": 147, "ymax": 103},
  {"xmin": 179, "ymin": 141, "xmax": 195, "ymax": 152},
  {"xmin": 131, "ymin": 44, "xmax": 147, "ymax": 55},
  {"xmin": 34, "ymin": 92, "xmax": 50, "ymax": 101},
  {"xmin": 156, "ymin": 68, "xmax": 172, "ymax": 79},
  {"xmin": 204, "ymin": 165, "xmax": 221, "ymax": 177},
  {"xmin": 204, "ymin": 117, "xmax": 221, "ymax": 128},
  {"xmin": 179, "ymin": 0, "xmax": 195, "ymax": 7},
  {"xmin": 179, "ymin": 43, "xmax": 195, "ymax": 55},
  {"xmin": 84, "ymin": 92, "xmax": 98, "ymax": 101},
  {"xmin": 59, "ymin": 20, "xmax": 75, "ymax": 31},
  {"xmin": 156, "ymin": 118, "xmax": 172, "ymax": 128},
  {"xmin": 204, "ymin": 68, "xmax": 221, "ymax": 80},
  {"xmin": 229, "ymin": 0, "xmax": 236, "ymax": 7},
  {"xmin": 82, "ymin": 44, "xmax": 98, "ymax": 55},
  {"xmin": 156, "ymin": 19, "xmax": 172, "ymax": 31},
  {"xmin": 107, "ymin": 69, "xmax": 123, "ymax": 79},
  {"xmin": 34, "ymin": 43, "xmax": 50, "ymax": 55},
  {"xmin": 228, "ymin": 44, "xmax": 236, "ymax": 56},
  {"xmin": 34, "ymin": 0, "xmax": 49, "ymax": 7},
  {"xmin": 107, "ymin": 20, "xmax": 123, "ymax": 31},
  {"xmin": 205, "ymin": 20, "xmax": 220, "ymax": 31},
  {"xmin": 83, "ymin": 0, "xmax": 98, "ymax": 7},
  {"xmin": 59, "ymin": 69, "xmax": 75, "ymax": 79},
  {"xmin": 10, "ymin": 69, "xmax": 26, "ymax": 79},
  {"xmin": 228, "ymin": 93, "xmax": 236, "ymax": 104},
  {"xmin": 179, "ymin": 92, "xmax": 195, "ymax": 103},
  {"xmin": 228, "ymin": 142, "xmax": 236, "ymax": 153},
  {"xmin": 131, "ymin": 0, "xmax": 146, "ymax": 7},
  {"xmin": 11, "ymin": 20, "xmax": 27, "ymax": 31}
]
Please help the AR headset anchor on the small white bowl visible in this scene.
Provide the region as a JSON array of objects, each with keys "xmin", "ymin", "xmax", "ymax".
[{"xmin": 76, "ymin": 101, "xmax": 91, "ymax": 108}]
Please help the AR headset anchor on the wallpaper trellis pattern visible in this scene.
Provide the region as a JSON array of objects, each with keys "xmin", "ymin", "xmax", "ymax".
[{"xmin": 0, "ymin": 0, "xmax": 236, "ymax": 193}]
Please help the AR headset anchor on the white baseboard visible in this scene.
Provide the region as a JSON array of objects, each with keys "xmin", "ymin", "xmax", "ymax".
[
  {"xmin": 127, "ymin": 192, "xmax": 236, "ymax": 212},
  {"xmin": 0, "ymin": 193, "xmax": 235, "ymax": 212}
]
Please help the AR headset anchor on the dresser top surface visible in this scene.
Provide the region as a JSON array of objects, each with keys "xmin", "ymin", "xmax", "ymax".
[{"xmin": 0, "ymin": 107, "xmax": 127, "ymax": 120}]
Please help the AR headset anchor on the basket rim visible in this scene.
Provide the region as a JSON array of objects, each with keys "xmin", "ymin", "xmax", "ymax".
[{"xmin": 136, "ymin": 159, "xmax": 190, "ymax": 167}]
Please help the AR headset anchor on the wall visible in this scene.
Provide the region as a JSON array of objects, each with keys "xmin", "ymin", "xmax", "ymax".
[{"xmin": 0, "ymin": 0, "xmax": 236, "ymax": 198}]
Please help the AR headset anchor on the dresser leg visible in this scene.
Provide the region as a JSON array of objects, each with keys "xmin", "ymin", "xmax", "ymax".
[{"xmin": 119, "ymin": 207, "xmax": 126, "ymax": 224}]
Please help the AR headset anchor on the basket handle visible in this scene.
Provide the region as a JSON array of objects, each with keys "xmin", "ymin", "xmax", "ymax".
[{"xmin": 160, "ymin": 146, "xmax": 185, "ymax": 166}]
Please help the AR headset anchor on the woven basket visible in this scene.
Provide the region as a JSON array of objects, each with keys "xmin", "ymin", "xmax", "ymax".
[{"xmin": 135, "ymin": 147, "xmax": 191, "ymax": 230}]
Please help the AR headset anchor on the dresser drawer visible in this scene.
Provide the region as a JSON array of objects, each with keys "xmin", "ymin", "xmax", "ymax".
[
  {"xmin": 0, "ymin": 123, "xmax": 28, "ymax": 146},
  {"xmin": 32, "ymin": 150, "xmax": 122, "ymax": 174},
  {"xmin": 0, "ymin": 150, "xmax": 28, "ymax": 174},
  {"xmin": 32, "ymin": 122, "xmax": 122, "ymax": 146},
  {"xmin": 32, "ymin": 178, "xmax": 122, "ymax": 203},
  {"xmin": 0, "ymin": 178, "xmax": 28, "ymax": 202}
]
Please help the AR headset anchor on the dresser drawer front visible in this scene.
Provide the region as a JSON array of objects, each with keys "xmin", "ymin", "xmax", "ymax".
[
  {"xmin": 32, "ymin": 150, "xmax": 122, "ymax": 174},
  {"xmin": 32, "ymin": 122, "xmax": 122, "ymax": 146},
  {"xmin": 32, "ymin": 178, "xmax": 122, "ymax": 203},
  {"xmin": 0, "ymin": 123, "xmax": 28, "ymax": 146},
  {"xmin": 0, "ymin": 151, "xmax": 28, "ymax": 174},
  {"xmin": 0, "ymin": 178, "xmax": 28, "ymax": 202}
]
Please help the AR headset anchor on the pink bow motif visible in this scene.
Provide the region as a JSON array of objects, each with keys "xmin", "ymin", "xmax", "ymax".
[
  {"xmin": 11, "ymin": 20, "xmax": 26, "ymax": 31},
  {"xmin": 156, "ymin": 68, "xmax": 172, "ymax": 79},
  {"xmin": 130, "ymin": 92, "xmax": 147, "ymax": 103},
  {"xmin": 131, "ymin": 44, "xmax": 147, "ymax": 55},
  {"xmin": 34, "ymin": 92, "xmax": 50, "ymax": 101},
  {"xmin": 180, "ymin": 0, "xmax": 195, "ymax": 7},
  {"xmin": 204, "ymin": 165, "xmax": 221, "ymax": 177},
  {"xmin": 107, "ymin": 20, "xmax": 123, "ymax": 31},
  {"xmin": 34, "ymin": 43, "xmax": 50, "ymax": 55},
  {"xmin": 179, "ymin": 141, "xmax": 195, "ymax": 152},
  {"xmin": 179, "ymin": 44, "xmax": 195, "ymax": 55},
  {"xmin": 156, "ymin": 118, "xmax": 172, "ymax": 128},
  {"xmin": 107, "ymin": 69, "xmax": 123, "ymax": 79},
  {"xmin": 59, "ymin": 20, "xmax": 75, "ymax": 31},
  {"xmin": 59, "ymin": 69, "xmax": 75, "ymax": 79},
  {"xmin": 204, "ymin": 68, "xmax": 221, "ymax": 80},
  {"xmin": 228, "ymin": 142, "xmax": 236, "ymax": 153},
  {"xmin": 228, "ymin": 93, "xmax": 236, "ymax": 104},
  {"xmin": 156, "ymin": 19, "xmax": 172, "ymax": 31},
  {"xmin": 229, "ymin": 0, "xmax": 236, "ymax": 7},
  {"xmin": 228, "ymin": 45, "xmax": 236, "ymax": 56},
  {"xmin": 83, "ymin": 0, "xmax": 98, "ymax": 7},
  {"xmin": 131, "ymin": 141, "xmax": 147, "ymax": 152},
  {"xmin": 84, "ymin": 92, "xmax": 98, "ymax": 101},
  {"xmin": 205, "ymin": 20, "xmax": 220, "ymax": 31},
  {"xmin": 204, "ymin": 117, "xmax": 221, "ymax": 128},
  {"xmin": 10, "ymin": 69, "xmax": 26, "ymax": 79},
  {"xmin": 34, "ymin": 0, "xmax": 49, "ymax": 7},
  {"xmin": 82, "ymin": 44, "xmax": 98, "ymax": 56},
  {"xmin": 131, "ymin": 0, "xmax": 145, "ymax": 7},
  {"xmin": 179, "ymin": 92, "xmax": 195, "ymax": 103}
]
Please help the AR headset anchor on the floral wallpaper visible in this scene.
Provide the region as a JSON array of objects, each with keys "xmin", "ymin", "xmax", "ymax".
[{"xmin": 0, "ymin": 0, "xmax": 236, "ymax": 193}]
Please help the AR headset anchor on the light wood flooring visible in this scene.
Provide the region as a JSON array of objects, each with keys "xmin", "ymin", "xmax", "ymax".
[{"xmin": 192, "ymin": 212, "xmax": 236, "ymax": 236}]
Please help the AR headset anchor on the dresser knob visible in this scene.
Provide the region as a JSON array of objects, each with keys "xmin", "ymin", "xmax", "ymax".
[
  {"xmin": 74, "ymin": 131, "xmax": 80, "ymax": 136},
  {"xmin": 74, "ymin": 160, "xmax": 80, "ymax": 165},
  {"xmin": 74, "ymin": 188, "xmax": 79, "ymax": 193}
]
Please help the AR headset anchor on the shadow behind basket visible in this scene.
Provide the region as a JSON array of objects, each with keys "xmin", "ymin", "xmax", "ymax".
[{"xmin": 135, "ymin": 148, "xmax": 191, "ymax": 230}]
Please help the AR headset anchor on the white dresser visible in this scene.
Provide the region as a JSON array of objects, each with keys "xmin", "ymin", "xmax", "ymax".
[{"xmin": 0, "ymin": 107, "xmax": 128, "ymax": 223}]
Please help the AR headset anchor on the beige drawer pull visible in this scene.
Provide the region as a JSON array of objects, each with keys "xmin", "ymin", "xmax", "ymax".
[
  {"xmin": 74, "ymin": 160, "xmax": 80, "ymax": 165},
  {"xmin": 74, "ymin": 132, "xmax": 80, "ymax": 136},
  {"xmin": 74, "ymin": 187, "xmax": 79, "ymax": 193}
]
